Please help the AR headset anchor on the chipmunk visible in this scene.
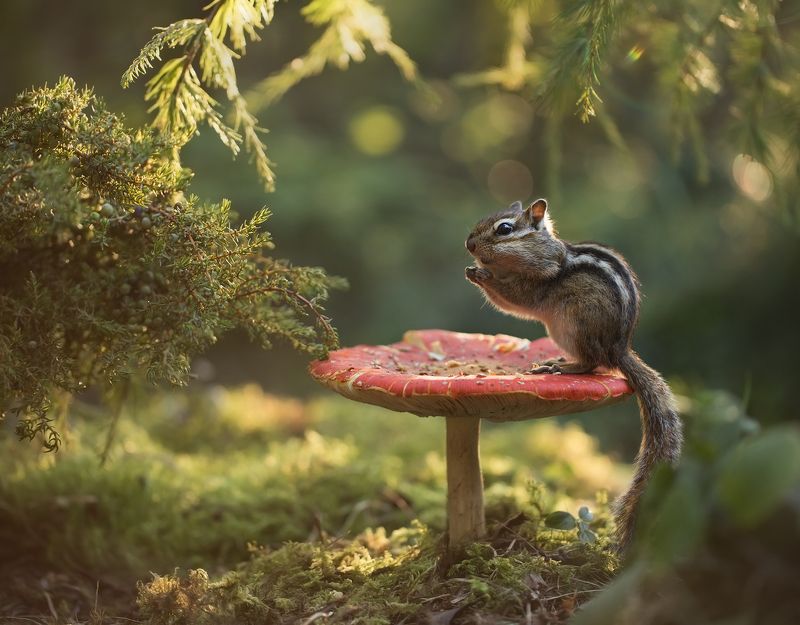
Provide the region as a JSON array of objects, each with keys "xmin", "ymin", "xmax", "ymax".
[{"xmin": 465, "ymin": 198, "xmax": 682, "ymax": 552}]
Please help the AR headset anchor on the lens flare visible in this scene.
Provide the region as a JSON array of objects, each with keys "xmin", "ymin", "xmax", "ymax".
[{"xmin": 626, "ymin": 45, "xmax": 645, "ymax": 63}]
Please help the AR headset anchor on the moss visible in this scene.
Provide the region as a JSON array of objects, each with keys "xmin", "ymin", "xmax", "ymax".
[
  {"xmin": 137, "ymin": 519, "xmax": 618, "ymax": 625},
  {"xmin": 0, "ymin": 384, "xmax": 622, "ymax": 623},
  {"xmin": 8, "ymin": 385, "xmax": 796, "ymax": 624}
]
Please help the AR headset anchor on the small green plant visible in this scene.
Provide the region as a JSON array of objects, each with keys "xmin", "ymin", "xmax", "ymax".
[
  {"xmin": 544, "ymin": 506, "xmax": 598, "ymax": 544},
  {"xmin": 574, "ymin": 392, "xmax": 800, "ymax": 625}
]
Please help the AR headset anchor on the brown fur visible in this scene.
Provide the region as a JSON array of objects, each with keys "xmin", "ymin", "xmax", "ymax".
[{"xmin": 465, "ymin": 200, "xmax": 683, "ymax": 552}]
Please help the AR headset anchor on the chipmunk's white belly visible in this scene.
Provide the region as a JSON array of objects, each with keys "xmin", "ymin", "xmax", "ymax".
[
  {"xmin": 495, "ymin": 298, "xmax": 579, "ymax": 359},
  {"xmin": 497, "ymin": 300, "xmax": 544, "ymax": 321},
  {"xmin": 481, "ymin": 284, "xmax": 542, "ymax": 322}
]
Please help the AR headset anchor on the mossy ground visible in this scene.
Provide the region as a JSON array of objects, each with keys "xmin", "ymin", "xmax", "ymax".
[{"xmin": 0, "ymin": 384, "xmax": 625, "ymax": 624}]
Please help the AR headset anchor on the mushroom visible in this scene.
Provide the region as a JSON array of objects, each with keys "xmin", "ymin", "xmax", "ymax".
[{"xmin": 309, "ymin": 329, "xmax": 633, "ymax": 557}]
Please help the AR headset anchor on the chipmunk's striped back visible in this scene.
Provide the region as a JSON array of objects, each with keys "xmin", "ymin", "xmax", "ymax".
[{"xmin": 564, "ymin": 242, "xmax": 641, "ymax": 343}]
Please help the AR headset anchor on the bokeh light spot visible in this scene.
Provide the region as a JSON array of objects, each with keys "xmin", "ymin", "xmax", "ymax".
[
  {"xmin": 732, "ymin": 154, "xmax": 772, "ymax": 202},
  {"xmin": 484, "ymin": 94, "xmax": 533, "ymax": 137},
  {"xmin": 487, "ymin": 160, "xmax": 533, "ymax": 204},
  {"xmin": 349, "ymin": 107, "xmax": 405, "ymax": 156},
  {"xmin": 441, "ymin": 94, "xmax": 533, "ymax": 163}
]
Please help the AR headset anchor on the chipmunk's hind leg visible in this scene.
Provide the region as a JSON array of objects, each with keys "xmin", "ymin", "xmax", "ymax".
[
  {"xmin": 529, "ymin": 361, "xmax": 596, "ymax": 375},
  {"xmin": 537, "ymin": 356, "xmax": 566, "ymax": 366}
]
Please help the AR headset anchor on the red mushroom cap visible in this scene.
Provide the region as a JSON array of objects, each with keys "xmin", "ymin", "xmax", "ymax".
[{"xmin": 309, "ymin": 330, "xmax": 633, "ymax": 421}]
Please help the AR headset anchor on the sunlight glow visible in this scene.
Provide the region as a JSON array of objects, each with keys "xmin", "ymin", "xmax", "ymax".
[{"xmin": 441, "ymin": 94, "xmax": 533, "ymax": 162}]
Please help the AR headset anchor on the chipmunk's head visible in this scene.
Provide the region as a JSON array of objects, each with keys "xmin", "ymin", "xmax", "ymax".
[{"xmin": 465, "ymin": 199, "xmax": 562, "ymax": 274}]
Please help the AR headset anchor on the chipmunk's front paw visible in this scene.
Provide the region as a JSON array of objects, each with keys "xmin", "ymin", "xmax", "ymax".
[{"xmin": 465, "ymin": 266, "xmax": 493, "ymax": 284}]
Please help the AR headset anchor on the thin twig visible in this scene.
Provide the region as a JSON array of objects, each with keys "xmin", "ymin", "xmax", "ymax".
[
  {"xmin": 237, "ymin": 285, "xmax": 335, "ymax": 342},
  {"xmin": 0, "ymin": 163, "xmax": 33, "ymax": 195},
  {"xmin": 545, "ymin": 588, "xmax": 605, "ymax": 601},
  {"xmin": 99, "ymin": 376, "xmax": 130, "ymax": 467},
  {"xmin": 299, "ymin": 611, "xmax": 334, "ymax": 625},
  {"xmin": 42, "ymin": 590, "xmax": 57, "ymax": 620},
  {"xmin": 162, "ymin": 3, "xmax": 223, "ymax": 132}
]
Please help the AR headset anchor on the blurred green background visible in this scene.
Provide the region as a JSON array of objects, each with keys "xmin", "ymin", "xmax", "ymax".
[
  {"xmin": 2, "ymin": 0, "xmax": 797, "ymax": 455},
  {"xmin": 3, "ymin": 3, "xmax": 800, "ymax": 622}
]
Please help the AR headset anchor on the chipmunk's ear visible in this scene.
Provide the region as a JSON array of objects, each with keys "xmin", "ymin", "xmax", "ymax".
[
  {"xmin": 525, "ymin": 199, "xmax": 549, "ymax": 230},
  {"xmin": 509, "ymin": 200, "xmax": 523, "ymax": 212}
]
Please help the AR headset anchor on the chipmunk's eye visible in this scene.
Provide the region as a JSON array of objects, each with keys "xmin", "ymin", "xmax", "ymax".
[{"xmin": 495, "ymin": 222, "xmax": 514, "ymax": 236}]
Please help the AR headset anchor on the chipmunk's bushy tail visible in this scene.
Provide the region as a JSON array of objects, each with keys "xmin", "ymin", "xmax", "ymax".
[{"xmin": 614, "ymin": 350, "xmax": 683, "ymax": 553}]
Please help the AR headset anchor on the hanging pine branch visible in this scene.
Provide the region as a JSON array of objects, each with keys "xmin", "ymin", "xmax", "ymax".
[
  {"xmin": 539, "ymin": 0, "xmax": 625, "ymax": 122},
  {"xmin": 246, "ymin": 0, "xmax": 417, "ymax": 110},
  {"xmin": 459, "ymin": 0, "xmax": 799, "ymax": 210},
  {"xmin": 123, "ymin": 0, "xmax": 416, "ymax": 191},
  {"xmin": 123, "ymin": 1, "xmax": 276, "ymax": 189},
  {"xmin": 455, "ymin": 0, "xmax": 540, "ymax": 90}
]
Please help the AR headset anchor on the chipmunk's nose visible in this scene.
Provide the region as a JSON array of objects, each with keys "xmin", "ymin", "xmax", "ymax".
[{"xmin": 466, "ymin": 236, "xmax": 477, "ymax": 253}]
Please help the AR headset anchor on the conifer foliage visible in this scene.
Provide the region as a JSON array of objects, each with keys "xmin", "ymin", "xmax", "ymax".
[
  {"xmin": 122, "ymin": 0, "xmax": 416, "ymax": 191},
  {"xmin": 0, "ymin": 78, "xmax": 342, "ymax": 449},
  {"xmin": 471, "ymin": 0, "xmax": 800, "ymax": 202}
]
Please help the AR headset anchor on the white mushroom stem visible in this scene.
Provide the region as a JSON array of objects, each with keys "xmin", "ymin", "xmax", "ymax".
[{"xmin": 446, "ymin": 416, "xmax": 486, "ymax": 553}]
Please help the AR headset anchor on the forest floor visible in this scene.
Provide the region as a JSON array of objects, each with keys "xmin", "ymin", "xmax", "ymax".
[
  {"xmin": 2, "ymin": 384, "xmax": 799, "ymax": 625},
  {"xmin": 0, "ymin": 384, "xmax": 626, "ymax": 624}
]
